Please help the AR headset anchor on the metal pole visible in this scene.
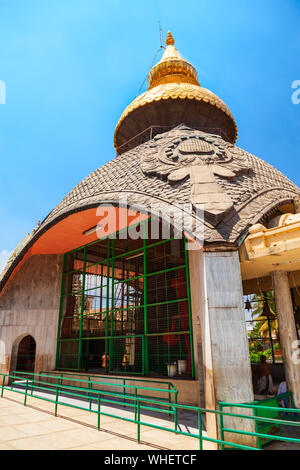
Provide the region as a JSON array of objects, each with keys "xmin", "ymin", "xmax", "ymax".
[
  {"xmin": 219, "ymin": 404, "xmax": 225, "ymax": 450},
  {"xmin": 254, "ymin": 406, "xmax": 262, "ymax": 450},
  {"xmin": 143, "ymin": 225, "xmax": 149, "ymax": 376},
  {"xmin": 11, "ymin": 372, "xmax": 15, "ymax": 390},
  {"xmin": 78, "ymin": 246, "xmax": 87, "ymax": 371},
  {"xmin": 123, "ymin": 378, "xmax": 126, "ymax": 407},
  {"xmin": 24, "ymin": 379, "xmax": 28, "ymax": 406},
  {"xmin": 267, "ymin": 316, "xmax": 275, "ymax": 364},
  {"xmin": 105, "ymin": 238, "xmax": 111, "ymax": 372},
  {"xmin": 184, "ymin": 238, "xmax": 195, "ymax": 378},
  {"xmin": 55, "ymin": 254, "xmax": 67, "ymax": 369},
  {"xmin": 110, "ymin": 238, "xmax": 115, "ymax": 372},
  {"xmin": 89, "ymin": 379, "xmax": 92, "ymax": 410},
  {"xmin": 97, "ymin": 394, "xmax": 101, "ymax": 430},
  {"xmin": 174, "ymin": 391, "xmax": 178, "ymax": 432},
  {"xmin": 55, "ymin": 386, "xmax": 59, "ymax": 416},
  {"xmin": 1, "ymin": 375, "xmax": 5, "ymax": 398},
  {"xmin": 198, "ymin": 411, "xmax": 203, "ymax": 450},
  {"xmin": 137, "ymin": 400, "xmax": 141, "ymax": 443},
  {"xmin": 134, "ymin": 388, "xmax": 138, "ymax": 421}
]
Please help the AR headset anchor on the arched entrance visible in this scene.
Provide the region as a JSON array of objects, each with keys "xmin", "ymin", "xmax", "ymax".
[{"xmin": 16, "ymin": 335, "xmax": 36, "ymax": 372}]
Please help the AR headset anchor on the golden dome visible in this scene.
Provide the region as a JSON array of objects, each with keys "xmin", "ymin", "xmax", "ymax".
[
  {"xmin": 114, "ymin": 32, "xmax": 238, "ymax": 153},
  {"xmin": 147, "ymin": 31, "xmax": 199, "ymax": 89}
]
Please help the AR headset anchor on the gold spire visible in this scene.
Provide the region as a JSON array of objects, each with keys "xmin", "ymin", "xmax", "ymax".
[
  {"xmin": 148, "ymin": 31, "xmax": 199, "ymax": 89},
  {"xmin": 165, "ymin": 31, "xmax": 175, "ymax": 46},
  {"xmin": 114, "ymin": 31, "xmax": 238, "ymax": 151}
]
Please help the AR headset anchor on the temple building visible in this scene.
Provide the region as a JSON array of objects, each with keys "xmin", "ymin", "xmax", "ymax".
[{"xmin": 1, "ymin": 31, "xmax": 300, "ymax": 445}]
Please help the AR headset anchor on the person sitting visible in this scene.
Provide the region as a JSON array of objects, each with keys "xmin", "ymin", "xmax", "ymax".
[{"xmin": 254, "ymin": 355, "xmax": 274, "ymax": 394}]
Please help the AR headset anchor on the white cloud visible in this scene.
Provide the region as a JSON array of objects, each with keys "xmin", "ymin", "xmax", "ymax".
[{"xmin": 0, "ymin": 250, "xmax": 12, "ymax": 273}]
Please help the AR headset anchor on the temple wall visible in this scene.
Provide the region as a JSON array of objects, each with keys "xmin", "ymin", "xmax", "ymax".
[
  {"xmin": 0, "ymin": 252, "xmax": 203, "ymax": 405},
  {"xmin": 0, "ymin": 254, "xmax": 63, "ymax": 378}
]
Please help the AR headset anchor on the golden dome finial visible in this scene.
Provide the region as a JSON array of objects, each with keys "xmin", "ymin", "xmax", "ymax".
[
  {"xmin": 146, "ymin": 31, "xmax": 199, "ymax": 90},
  {"xmin": 166, "ymin": 31, "xmax": 175, "ymax": 46},
  {"xmin": 114, "ymin": 32, "xmax": 238, "ymax": 151}
]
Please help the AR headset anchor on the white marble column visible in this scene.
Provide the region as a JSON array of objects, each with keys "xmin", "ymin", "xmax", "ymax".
[
  {"xmin": 272, "ymin": 270, "xmax": 300, "ymax": 408},
  {"xmin": 188, "ymin": 249, "xmax": 256, "ymax": 448}
]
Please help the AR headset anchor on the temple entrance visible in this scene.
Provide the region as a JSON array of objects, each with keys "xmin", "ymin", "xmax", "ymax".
[{"xmin": 16, "ymin": 335, "xmax": 36, "ymax": 372}]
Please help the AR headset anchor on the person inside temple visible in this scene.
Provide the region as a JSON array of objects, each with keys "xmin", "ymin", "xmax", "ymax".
[{"xmin": 253, "ymin": 355, "xmax": 274, "ymax": 394}]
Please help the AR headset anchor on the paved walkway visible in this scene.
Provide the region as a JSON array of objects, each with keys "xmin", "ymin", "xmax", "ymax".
[
  {"xmin": 264, "ymin": 424, "xmax": 300, "ymax": 450},
  {"xmin": 0, "ymin": 391, "xmax": 203, "ymax": 450},
  {"xmin": 2, "ymin": 388, "xmax": 300, "ymax": 450}
]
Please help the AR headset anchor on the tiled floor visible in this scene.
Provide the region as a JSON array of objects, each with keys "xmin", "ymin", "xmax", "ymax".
[
  {"xmin": 0, "ymin": 391, "xmax": 202, "ymax": 450},
  {"xmin": 2, "ymin": 389, "xmax": 299, "ymax": 450}
]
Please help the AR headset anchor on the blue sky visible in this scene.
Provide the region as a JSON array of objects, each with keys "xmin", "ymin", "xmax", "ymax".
[{"xmin": 0, "ymin": 0, "xmax": 299, "ymax": 266}]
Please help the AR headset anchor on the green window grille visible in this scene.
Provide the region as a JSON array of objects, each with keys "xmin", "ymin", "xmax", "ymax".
[{"xmin": 56, "ymin": 220, "xmax": 195, "ymax": 378}]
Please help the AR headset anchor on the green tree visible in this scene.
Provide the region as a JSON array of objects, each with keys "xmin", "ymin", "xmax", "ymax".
[{"xmin": 251, "ymin": 291, "xmax": 278, "ymax": 339}]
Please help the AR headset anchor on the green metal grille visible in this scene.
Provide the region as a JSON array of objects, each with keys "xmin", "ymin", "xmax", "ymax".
[{"xmin": 56, "ymin": 220, "xmax": 194, "ymax": 378}]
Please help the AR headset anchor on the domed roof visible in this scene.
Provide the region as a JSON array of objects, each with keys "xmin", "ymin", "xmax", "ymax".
[
  {"xmin": 114, "ymin": 32, "xmax": 238, "ymax": 153},
  {"xmin": 1, "ymin": 124, "xmax": 299, "ymax": 295},
  {"xmin": 44, "ymin": 126, "xmax": 299, "ymax": 234}
]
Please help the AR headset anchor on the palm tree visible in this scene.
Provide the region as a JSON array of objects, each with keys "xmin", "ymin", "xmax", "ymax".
[{"xmin": 251, "ymin": 291, "xmax": 278, "ymax": 339}]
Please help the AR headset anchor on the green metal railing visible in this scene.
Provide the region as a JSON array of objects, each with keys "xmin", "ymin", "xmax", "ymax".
[
  {"xmin": 12, "ymin": 370, "xmax": 177, "ymax": 413},
  {"xmin": 2, "ymin": 372, "xmax": 300, "ymax": 450},
  {"xmin": 38, "ymin": 370, "xmax": 177, "ymax": 407},
  {"xmin": 219, "ymin": 396, "xmax": 300, "ymax": 450},
  {"xmin": 0, "ymin": 371, "xmax": 250, "ymax": 450}
]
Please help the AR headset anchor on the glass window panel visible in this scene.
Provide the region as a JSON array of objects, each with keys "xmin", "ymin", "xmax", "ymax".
[
  {"xmin": 112, "ymin": 305, "xmax": 144, "ymax": 337},
  {"xmin": 81, "ymin": 315, "xmax": 107, "ymax": 338},
  {"xmin": 57, "ymin": 341, "xmax": 79, "ymax": 370},
  {"xmin": 146, "ymin": 267, "xmax": 187, "ymax": 305},
  {"xmin": 148, "ymin": 333, "xmax": 191, "ymax": 377},
  {"xmin": 109, "ymin": 336, "xmax": 143, "ymax": 374},
  {"xmin": 81, "ymin": 339, "xmax": 106, "ymax": 371},
  {"xmin": 57, "ymin": 224, "xmax": 193, "ymax": 378}
]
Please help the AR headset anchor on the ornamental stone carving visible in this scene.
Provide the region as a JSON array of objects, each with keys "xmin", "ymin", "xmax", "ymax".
[{"xmin": 140, "ymin": 126, "xmax": 251, "ymax": 223}]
